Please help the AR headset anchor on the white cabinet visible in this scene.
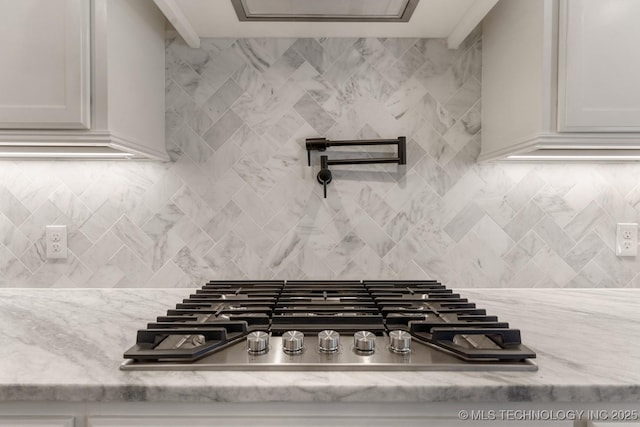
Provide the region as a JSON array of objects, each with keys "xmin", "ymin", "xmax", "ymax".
[
  {"xmin": 86, "ymin": 417, "xmax": 569, "ymax": 427},
  {"xmin": 0, "ymin": 417, "xmax": 74, "ymax": 427},
  {"xmin": 480, "ymin": 0, "xmax": 640, "ymax": 161},
  {"xmin": 87, "ymin": 416, "xmax": 434, "ymax": 427},
  {"xmin": 0, "ymin": 0, "xmax": 168, "ymax": 160},
  {"xmin": 557, "ymin": 0, "xmax": 640, "ymax": 132},
  {"xmin": 589, "ymin": 423, "xmax": 640, "ymax": 427},
  {"xmin": 0, "ymin": 0, "xmax": 89, "ymax": 129}
]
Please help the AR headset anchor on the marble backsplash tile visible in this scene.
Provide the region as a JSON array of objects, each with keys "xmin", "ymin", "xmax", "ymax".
[{"xmin": 1, "ymin": 32, "xmax": 639, "ymax": 288}]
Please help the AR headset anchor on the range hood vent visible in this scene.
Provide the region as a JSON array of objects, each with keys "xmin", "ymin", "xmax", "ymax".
[{"xmin": 231, "ymin": 0, "xmax": 420, "ymax": 22}]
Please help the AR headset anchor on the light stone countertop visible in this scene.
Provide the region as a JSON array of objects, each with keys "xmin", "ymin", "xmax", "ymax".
[{"xmin": 0, "ymin": 288, "xmax": 638, "ymax": 403}]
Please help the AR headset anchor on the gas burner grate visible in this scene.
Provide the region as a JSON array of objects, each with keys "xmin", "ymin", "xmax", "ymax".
[{"xmin": 123, "ymin": 280, "xmax": 536, "ymax": 366}]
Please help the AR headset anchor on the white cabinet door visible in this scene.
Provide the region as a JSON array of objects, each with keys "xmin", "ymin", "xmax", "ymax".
[
  {"xmin": 0, "ymin": 417, "xmax": 74, "ymax": 427},
  {"xmin": 87, "ymin": 416, "xmax": 569, "ymax": 427},
  {"xmin": 88, "ymin": 417, "xmax": 430, "ymax": 427},
  {"xmin": 558, "ymin": 0, "xmax": 640, "ymax": 132},
  {"xmin": 589, "ymin": 423, "xmax": 640, "ymax": 427},
  {"xmin": 0, "ymin": 0, "xmax": 90, "ymax": 129}
]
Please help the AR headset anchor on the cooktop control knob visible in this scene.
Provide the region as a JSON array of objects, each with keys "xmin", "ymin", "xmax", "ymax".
[
  {"xmin": 246, "ymin": 331, "xmax": 269, "ymax": 354},
  {"xmin": 354, "ymin": 330, "xmax": 376, "ymax": 353},
  {"xmin": 282, "ymin": 330, "xmax": 304, "ymax": 353},
  {"xmin": 318, "ymin": 330, "xmax": 340, "ymax": 352},
  {"xmin": 389, "ymin": 330, "xmax": 412, "ymax": 353}
]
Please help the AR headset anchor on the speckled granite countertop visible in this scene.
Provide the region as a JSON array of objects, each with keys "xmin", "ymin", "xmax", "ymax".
[{"xmin": 0, "ymin": 288, "xmax": 638, "ymax": 403}]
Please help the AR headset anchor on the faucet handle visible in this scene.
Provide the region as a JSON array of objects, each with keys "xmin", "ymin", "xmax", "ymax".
[{"xmin": 317, "ymin": 155, "xmax": 332, "ymax": 199}]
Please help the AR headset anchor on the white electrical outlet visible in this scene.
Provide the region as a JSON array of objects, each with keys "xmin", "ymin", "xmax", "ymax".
[
  {"xmin": 616, "ymin": 223, "xmax": 638, "ymax": 257},
  {"xmin": 46, "ymin": 225, "xmax": 68, "ymax": 259}
]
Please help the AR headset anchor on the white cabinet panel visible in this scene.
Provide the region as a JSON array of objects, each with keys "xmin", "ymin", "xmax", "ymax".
[
  {"xmin": 87, "ymin": 416, "xmax": 432, "ymax": 427},
  {"xmin": 558, "ymin": 0, "xmax": 640, "ymax": 132},
  {"xmin": 0, "ymin": 417, "xmax": 74, "ymax": 427},
  {"xmin": 87, "ymin": 416, "xmax": 569, "ymax": 427},
  {"xmin": 0, "ymin": 0, "xmax": 90, "ymax": 129},
  {"xmin": 0, "ymin": 0, "xmax": 168, "ymax": 160},
  {"xmin": 480, "ymin": 0, "xmax": 640, "ymax": 160}
]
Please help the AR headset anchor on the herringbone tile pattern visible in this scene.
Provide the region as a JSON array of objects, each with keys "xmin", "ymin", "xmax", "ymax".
[{"xmin": 0, "ymin": 32, "xmax": 639, "ymax": 287}]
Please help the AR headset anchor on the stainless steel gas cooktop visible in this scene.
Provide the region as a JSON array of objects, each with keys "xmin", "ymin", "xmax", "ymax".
[{"xmin": 121, "ymin": 280, "xmax": 537, "ymax": 371}]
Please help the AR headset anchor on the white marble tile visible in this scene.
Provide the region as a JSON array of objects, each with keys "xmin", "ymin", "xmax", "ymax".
[
  {"xmin": 399, "ymin": 92, "xmax": 456, "ymax": 138},
  {"xmin": 66, "ymin": 223, "xmax": 93, "ymax": 257},
  {"xmin": 146, "ymin": 260, "xmax": 187, "ymax": 287},
  {"xmin": 533, "ymin": 216, "xmax": 576, "ymax": 257},
  {"xmin": 171, "ymin": 218, "xmax": 214, "ymax": 258},
  {"xmin": 172, "ymin": 124, "xmax": 214, "ymax": 165},
  {"xmin": 202, "ymin": 200, "xmax": 243, "ymax": 242},
  {"xmin": 506, "ymin": 260, "xmax": 546, "ymax": 288},
  {"xmin": 564, "ymin": 200, "xmax": 606, "ymax": 241},
  {"xmin": 232, "ymin": 39, "xmax": 275, "ymax": 73},
  {"xmin": 414, "ymin": 64, "xmax": 459, "ymax": 106},
  {"xmin": 413, "ymin": 123, "xmax": 457, "ymax": 166},
  {"xmin": 354, "ymin": 38, "xmax": 396, "ymax": 72},
  {"xmin": 473, "ymin": 215, "xmax": 515, "ymax": 257},
  {"xmin": 0, "ymin": 213, "xmax": 31, "ymax": 258},
  {"xmin": 232, "ymin": 156, "xmax": 278, "ymax": 196},
  {"xmin": 501, "ymin": 231, "xmax": 546, "ymax": 272},
  {"xmin": 140, "ymin": 203, "xmax": 184, "ymax": 238},
  {"xmin": 504, "ymin": 202, "xmax": 546, "ymax": 243},
  {"xmin": 505, "ymin": 170, "xmax": 546, "ymax": 213},
  {"xmin": 567, "ymin": 260, "xmax": 616, "ymax": 288},
  {"xmin": 532, "ymin": 246, "xmax": 576, "ymax": 286},
  {"xmin": 353, "ymin": 215, "xmax": 395, "ymax": 258},
  {"xmin": 171, "ymin": 185, "xmax": 216, "ymax": 228},
  {"xmin": 349, "ymin": 245, "xmax": 396, "ymax": 280},
  {"xmin": 384, "ymin": 76, "xmax": 428, "ymax": 119},
  {"xmin": 441, "ymin": 170, "xmax": 485, "ymax": 224},
  {"xmin": 593, "ymin": 247, "xmax": 640, "ymax": 286},
  {"xmin": 291, "ymin": 38, "xmax": 333, "ymax": 74},
  {"xmin": 81, "ymin": 221, "xmax": 119, "ymax": 260},
  {"xmin": 322, "ymin": 48, "xmax": 366, "ymax": 89},
  {"xmin": 292, "ymin": 245, "xmax": 336, "ymax": 279},
  {"xmin": 201, "ymin": 78, "xmax": 244, "ymax": 124},
  {"xmin": 381, "ymin": 38, "xmax": 418, "ymax": 59},
  {"xmin": 563, "ymin": 232, "xmax": 605, "ymax": 272},
  {"xmin": 378, "ymin": 46, "xmax": 426, "ymax": 88},
  {"xmin": 531, "ymin": 184, "xmax": 577, "ymax": 228},
  {"xmin": 231, "ymin": 64, "xmax": 274, "ymax": 102},
  {"xmin": 0, "ymin": 185, "xmax": 33, "ymax": 226},
  {"xmin": 232, "ymin": 185, "xmax": 277, "ymax": 228},
  {"xmin": 385, "ymin": 187, "xmax": 442, "ymax": 242},
  {"xmin": 231, "ymin": 212, "xmax": 274, "ymax": 255},
  {"xmin": 109, "ymin": 246, "xmax": 153, "ymax": 285},
  {"xmin": 317, "ymin": 38, "xmax": 358, "ymax": 61},
  {"xmin": 0, "ymin": 245, "xmax": 31, "ymax": 284},
  {"xmin": 171, "ymin": 60, "xmax": 216, "ymax": 106},
  {"xmin": 172, "ymin": 245, "xmax": 215, "ymax": 285},
  {"xmin": 293, "ymin": 93, "xmax": 336, "ymax": 134},
  {"xmin": 290, "ymin": 62, "xmax": 336, "ymax": 105},
  {"xmin": 323, "ymin": 232, "xmax": 366, "ymax": 274},
  {"xmin": 5, "ymin": 168, "xmax": 63, "ymax": 213},
  {"xmin": 442, "ymin": 105, "xmax": 480, "ymax": 152},
  {"xmin": 474, "ymin": 196, "xmax": 516, "ymax": 229},
  {"xmin": 261, "ymin": 46, "xmax": 305, "ymax": 90},
  {"xmin": 112, "ymin": 216, "xmax": 154, "ymax": 261},
  {"xmin": 443, "ymin": 76, "xmax": 481, "ymax": 120},
  {"xmin": 4, "ymin": 37, "xmax": 640, "ymax": 288},
  {"xmin": 203, "ymin": 109, "xmax": 245, "ymax": 151},
  {"xmin": 266, "ymin": 230, "xmax": 304, "ymax": 272}
]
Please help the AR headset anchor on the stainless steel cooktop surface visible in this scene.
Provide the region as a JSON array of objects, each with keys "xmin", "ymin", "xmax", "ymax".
[{"xmin": 121, "ymin": 280, "xmax": 537, "ymax": 371}]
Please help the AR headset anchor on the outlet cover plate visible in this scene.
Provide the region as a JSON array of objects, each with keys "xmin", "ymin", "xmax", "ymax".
[
  {"xmin": 616, "ymin": 223, "xmax": 638, "ymax": 257},
  {"xmin": 46, "ymin": 225, "xmax": 68, "ymax": 259}
]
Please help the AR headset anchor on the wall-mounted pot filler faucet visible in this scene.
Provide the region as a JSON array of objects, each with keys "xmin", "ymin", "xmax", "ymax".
[{"xmin": 305, "ymin": 137, "xmax": 407, "ymax": 198}]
